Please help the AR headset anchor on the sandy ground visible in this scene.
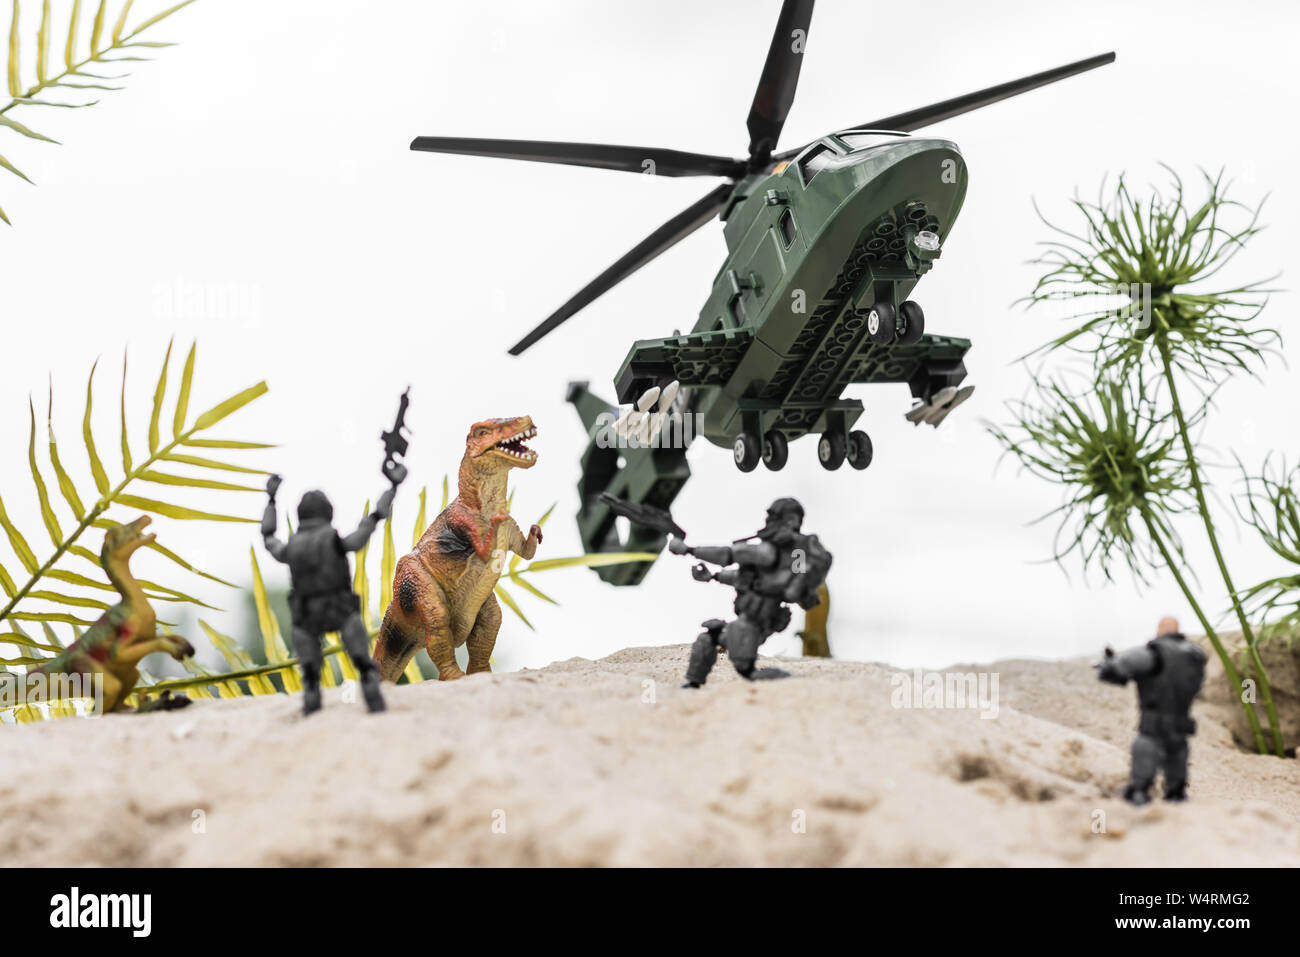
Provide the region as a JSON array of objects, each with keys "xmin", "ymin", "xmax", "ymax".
[{"xmin": 2, "ymin": 644, "xmax": 1298, "ymax": 867}]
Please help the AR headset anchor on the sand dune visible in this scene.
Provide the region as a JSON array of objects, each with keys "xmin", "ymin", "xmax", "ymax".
[{"xmin": 2, "ymin": 645, "xmax": 1297, "ymax": 866}]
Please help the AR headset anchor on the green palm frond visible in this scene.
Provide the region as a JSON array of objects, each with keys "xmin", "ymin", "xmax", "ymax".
[
  {"xmin": 0, "ymin": 339, "xmax": 269, "ymax": 672},
  {"xmin": 1, "ymin": 0, "xmax": 197, "ymax": 224}
]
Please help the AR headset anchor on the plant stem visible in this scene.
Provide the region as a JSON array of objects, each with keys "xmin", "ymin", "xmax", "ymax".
[
  {"xmin": 1157, "ymin": 339, "xmax": 1286, "ymax": 756},
  {"xmin": 1145, "ymin": 513, "xmax": 1268, "ymax": 754}
]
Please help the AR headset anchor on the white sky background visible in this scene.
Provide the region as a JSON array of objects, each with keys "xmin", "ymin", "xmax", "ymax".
[{"xmin": 1, "ymin": 0, "xmax": 1298, "ymax": 673}]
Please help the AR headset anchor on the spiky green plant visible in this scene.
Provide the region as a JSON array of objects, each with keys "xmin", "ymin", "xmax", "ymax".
[
  {"xmin": 2, "ymin": 0, "xmax": 197, "ymax": 224},
  {"xmin": 992, "ymin": 372, "xmax": 1269, "ymax": 751},
  {"xmin": 1017, "ymin": 167, "xmax": 1285, "ymax": 756},
  {"xmin": 1239, "ymin": 458, "xmax": 1300, "ymax": 644},
  {"xmin": 1024, "ymin": 167, "xmax": 1278, "ymax": 381}
]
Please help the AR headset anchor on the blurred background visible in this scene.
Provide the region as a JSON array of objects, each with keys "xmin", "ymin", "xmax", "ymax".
[{"xmin": 1, "ymin": 0, "xmax": 1296, "ymax": 674}]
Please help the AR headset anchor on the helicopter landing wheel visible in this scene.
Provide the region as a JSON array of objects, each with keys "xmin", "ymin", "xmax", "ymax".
[
  {"xmin": 898, "ymin": 301, "xmax": 925, "ymax": 345},
  {"xmin": 865, "ymin": 302, "xmax": 897, "ymax": 345},
  {"xmin": 762, "ymin": 430, "xmax": 788, "ymax": 471},
  {"xmin": 733, "ymin": 432, "xmax": 761, "ymax": 472},
  {"xmin": 817, "ymin": 431, "xmax": 846, "ymax": 470},
  {"xmin": 846, "ymin": 430, "xmax": 874, "ymax": 470}
]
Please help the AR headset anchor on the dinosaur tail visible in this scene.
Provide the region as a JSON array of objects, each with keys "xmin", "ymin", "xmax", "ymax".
[{"xmin": 372, "ymin": 605, "xmax": 421, "ymax": 683}]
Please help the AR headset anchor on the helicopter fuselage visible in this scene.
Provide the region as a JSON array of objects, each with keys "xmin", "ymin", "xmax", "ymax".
[{"xmin": 615, "ymin": 130, "xmax": 969, "ymax": 448}]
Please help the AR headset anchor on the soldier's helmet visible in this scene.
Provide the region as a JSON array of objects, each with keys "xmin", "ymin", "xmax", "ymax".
[
  {"xmin": 762, "ymin": 497, "xmax": 804, "ymax": 536},
  {"xmin": 297, "ymin": 490, "xmax": 334, "ymax": 523}
]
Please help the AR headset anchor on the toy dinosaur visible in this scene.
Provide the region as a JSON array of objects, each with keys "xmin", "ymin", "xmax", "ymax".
[
  {"xmin": 30, "ymin": 516, "xmax": 194, "ymax": 713},
  {"xmin": 373, "ymin": 416, "xmax": 541, "ymax": 681}
]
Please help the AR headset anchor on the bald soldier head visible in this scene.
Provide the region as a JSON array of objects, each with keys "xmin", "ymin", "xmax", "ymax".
[{"xmin": 1157, "ymin": 616, "xmax": 1181, "ymax": 638}]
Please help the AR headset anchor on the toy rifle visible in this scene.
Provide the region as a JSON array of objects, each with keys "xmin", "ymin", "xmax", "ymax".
[
  {"xmin": 381, "ymin": 388, "xmax": 412, "ymax": 486},
  {"xmin": 598, "ymin": 492, "xmax": 686, "ymax": 542}
]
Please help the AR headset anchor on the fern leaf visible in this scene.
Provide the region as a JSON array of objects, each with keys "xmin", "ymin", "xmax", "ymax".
[
  {"xmin": 111, "ymin": 0, "xmax": 133, "ymax": 44},
  {"xmin": 379, "ymin": 511, "xmax": 395, "ymax": 612},
  {"xmin": 199, "ymin": 620, "xmax": 275, "ymax": 694},
  {"xmin": 505, "ymin": 573, "xmax": 557, "ymax": 606},
  {"xmin": 172, "ymin": 340, "xmax": 194, "ymax": 438},
  {"xmin": 522, "ymin": 552, "xmax": 660, "ymax": 573},
  {"xmin": 0, "ymin": 113, "xmax": 56, "ymax": 141},
  {"xmin": 83, "ymin": 359, "xmax": 109, "ymax": 494},
  {"xmin": 7, "ymin": 0, "xmax": 19, "ymax": 98},
  {"xmin": 0, "ymin": 149, "xmax": 30, "ymax": 182},
  {"xmin": 26, "ymin": 397, "xmax": 62, "ymax": 545},
  {"xmin": 192, "ymin": 382, "xmax": 268, "ymax": 431},
  {"xmin": 494, "ymin": 583, "xmax": 533, "ymax": 630},
  {"xmin": 24, "ymin": 589, "xmax": 108, "ymax": 610},
  {"xmin": 114, "ymin": 494, "xmax": 251, "ymax": 523},
  {"xmin": 137, "ymin": 470, "xmax": 259, "ymax": 493},
  {"xmin": 181, "ymin": 438, "xmax": 273, "ymax": 450},
  {"xmin": 0, "ymin": 560, "xmax": 15, "ymax": 597},
  {"xmin": 148, "ymin": 337, "xmax": 171, "ymax": 453},
  {"xmin": 160, "ymin": 451, "xmax": 264, "ymax": 474},
  {"xmin": 249, "ymin": 548, "xmax": 299, "ymax": 689},
  {"xmin": 64, "ymin": 0, "xmax": 81, "ymax": 71},
  {"xmin": 119, "ymin": 350, "xmax": 131, "ymax": 473},
  {"xmin": 130, "ymin": 0, "xmax": 195, "ymax": 35},
  {"xmin": 0, "ymin": 629, "xmax": 60, "ymax": 652},
  {"xmin": 89, "ymin": 0, "xmax": 106, "ymax": 53},
  {"xmin": 411, "ymin": 486, "xmax": 426, "ymax": 550},
  {"xmin": 47, "ymin": 388, "xmax": 86, "ymax": 520},
  {"xmin": 36, "ymin": 0, "xmax": 49, "ymax": 83},
  {"xmin": 145, "ymin": 538, "xmax": 234, "ymax": 587},
  {"xmin": 353, "ymin": 502, "xmax": 371, "ymax": 631},
  {"xmin": 0, "ymin": 492, "xmax": 38, "ymax": 573}
]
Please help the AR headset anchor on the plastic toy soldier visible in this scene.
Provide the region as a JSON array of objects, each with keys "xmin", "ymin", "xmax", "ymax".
[
  {"xmin": 672, "ymin": 497, "xmax": 832, "ymax": 687},
  {"xmin": 1096, "ymin": 616, "xmax": 1207, "ymax": 804},
  {"xmin": 260, "ymin": 391, "xmax": 411, "ymax": 716}
]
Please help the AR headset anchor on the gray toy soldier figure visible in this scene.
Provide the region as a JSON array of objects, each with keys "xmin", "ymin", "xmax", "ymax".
[
  {"xmin": 1097, "ymin": 616, "xmax": 1207, "ymax": 804},
  {"xmin": 260, "ymin": 391, "xmax": 410, "ymax": 716},
  {"xmin": 674, "ymin": 497, "xmax": 832, "ymax": 688}
]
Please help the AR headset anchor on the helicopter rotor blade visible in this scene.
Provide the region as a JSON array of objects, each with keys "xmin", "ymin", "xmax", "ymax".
[
  {"xmin": 745, "ymin": 0, "xmax": 816, "ymax": 162},
  {"xmin": 508, "ymin": 182, "xmax": 734, "ymax": 356},
  {"xmin": 773, "ymin": 51, "xmax": 1115, "ymax": 162},
  {"xmin": 410, "ymin": 136, "xmax": 747, "ymax": 179}
]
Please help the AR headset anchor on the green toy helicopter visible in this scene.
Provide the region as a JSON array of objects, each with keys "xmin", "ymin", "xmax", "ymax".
[{"xmin": 411, "ymin": 0, "xmax": 1114, "ymax": 584}]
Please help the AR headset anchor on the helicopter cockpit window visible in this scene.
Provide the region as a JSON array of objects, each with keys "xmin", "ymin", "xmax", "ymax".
[
  {"xmin": 837, "ymin": 131, "xmax": 908, "ymax": 152},
  {"xmin": 797, "ymin": 144, "xmax": 838, "ymax": 184}
]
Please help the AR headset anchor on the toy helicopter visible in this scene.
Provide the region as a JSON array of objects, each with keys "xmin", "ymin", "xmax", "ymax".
[{"xmin": 411, "ymin": 0, "xmax": 1114, "ymax": 584}]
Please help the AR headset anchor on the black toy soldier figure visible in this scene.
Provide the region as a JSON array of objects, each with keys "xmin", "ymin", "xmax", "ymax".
[
  {"xmin": 260, "ymin": 391, "xmax": 410, "ymax": 716},
  {"xmin": 1097, "ymin": 616, "xmax": 1207, "ymax": 804},
  {"xmin": 675, "ymin": 497, "xmax": 832, "ymax": 687}
]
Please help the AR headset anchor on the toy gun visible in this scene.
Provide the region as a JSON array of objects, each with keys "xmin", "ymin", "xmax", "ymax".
[
  {"xmin": 600, "ymin": 493, "xmax": 728, "ymax": 583},
  {"xmin": 381, "ymin": 388, "xmax": 411, "ymax": 486},
  {"xmin": 1094, "ymin": 646, "xmax": 1126, "ymax": 685},
  {"xmin": 599, "ymin": 492, "xmax": 686, "ymax": 541}
]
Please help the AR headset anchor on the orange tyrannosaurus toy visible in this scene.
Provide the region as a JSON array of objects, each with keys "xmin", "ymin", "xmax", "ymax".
[{"xmin": 373, "ymin": 417, "xmax": 541, "ymax": 680}]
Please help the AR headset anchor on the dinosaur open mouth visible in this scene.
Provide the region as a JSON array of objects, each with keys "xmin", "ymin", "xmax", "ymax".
[{"xmin": 492, "ymin": 425, "xmax": 538, "ymax": 462}]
